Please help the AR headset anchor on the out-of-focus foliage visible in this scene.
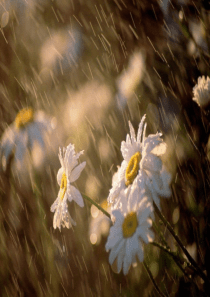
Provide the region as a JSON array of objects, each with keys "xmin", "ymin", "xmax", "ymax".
[{"xmin": 0, "ymin": 0, "xmax": 210, "ymax": 296}]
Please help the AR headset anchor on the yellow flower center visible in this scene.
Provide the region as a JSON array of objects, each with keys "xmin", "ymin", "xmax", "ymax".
[
  {"xmin": 122, "ymin": 211, "xmax": 138, "ymax": 238},
  {"xmin": 125, "ymin": 152, "xmax": 141, "ymax": 186},
  {"xmin": 15, "ymin": 108, "xmax": 34, "ymax": 129},
  {"xmin": 60, "ymin": 172, "xmax": 67, "ymax": 201}
]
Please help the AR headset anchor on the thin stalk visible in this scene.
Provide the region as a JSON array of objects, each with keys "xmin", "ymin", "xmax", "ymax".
[
  {"xmin": 151, "ymin": 242, "xmax": 189, "ymax": 279},
  {"xmin": 152, "ymin": 220, "xmax": 170, "ymax": 249},
  {"xmin": 153, "ymin": 202, "xmax": 210, "ymax": 285},
  {"xmin": 82, "ymin": 194, "xmax": 111, "ymax": 219},
  {"xmin": 143, "ymin": 261, "xmax": 168, "ymax": 297}
]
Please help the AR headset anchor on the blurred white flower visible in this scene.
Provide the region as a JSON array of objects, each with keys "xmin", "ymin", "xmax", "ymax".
[
  {"xmin": 89, "ymin": 200, "xmax": 111, "ymax": 245},
  {"xmin": 116, "ymin": 51, "xmax": 145, "ymax": 108},
  {"xmin": 64, "ymin": 81, "xmax": 112, "ymax": 130},
  {"xmin": 0, "ymin": 0, "xmax": 39, "ymax": 26},
  {"xmin": 106, "ymin": 196, "xmax": 154, "ymax": 275},
  {"xmin": 0, "ymin": 108, "xmax": 53, "ymax": 170},
  {"xmin": 188, "ymin": 20, "xmax": 208, "ymax": 56},
  {"xmin": 192, "ymin": 76, "xmax": 210, "ymax": 107},
  {"xmin": 108, "ymin": 115, "xmax": 171, "ymax": 210},
  {"xmin": 50, "ymin": 143, "xmax": 86, "ymax": 230},
  {"xmin": 40, "ymin": 26, "xmax": 82, "ymax": 77}
]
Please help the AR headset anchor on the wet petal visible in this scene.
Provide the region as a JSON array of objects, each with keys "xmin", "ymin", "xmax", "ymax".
[
  {"xmin": 137, "ymin": 114, "xmax": 146, "ymax": 143},
  {"xmin": 69, "ymin": 161, "xmax": 86, "ymax": 183},
  {"xmin": 50, "ymin": 196, "xmax": 60, "ymax": 212},
  {"xmin": 57, "ymin": 167, "xmax": 64, "ymax": 186},
  {"xmin": 141, "ymin": 153, "xmax": 162, "ymax": 172},
  {"xmin": 128, "ymin": 121, "xmax": 136, "ymax": 143},
  {"xmin": 67, "ymin": 185, "xmax": 84, "ymax": 207},
  {"xmin": 108, "ymin": 238, "xmax": 125, "ymax": 265},
  {"xmin": 123, "ymin": 238, "xmax": 132, "ymax": 274}
]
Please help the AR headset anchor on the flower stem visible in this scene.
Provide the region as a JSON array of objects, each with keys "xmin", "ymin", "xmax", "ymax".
[
  {"xmin": 143, "ymin": 261, "xmax": 168, "ymax": 297},
  {"xmin": 153, "ymin": 202, "xmax": 210, "ymax": 285},
  {"xmin": 82, "ymin": 193, "xmax": 111, "ymax": 219},
  {"xmin": 152, "ymin": 220, "xmax": 170, "ymax": 249},
  {"xmin": 151, "ymin": 242, "xmax": 191, "ymax": 279}
]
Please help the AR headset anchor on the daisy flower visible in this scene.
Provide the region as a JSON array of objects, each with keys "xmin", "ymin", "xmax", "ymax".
[
  {"xmin": 192, "ymin": 76, "xmax": 210, "ymax": 107},
  {"xmin": 0, "ymin": 107, "xmax": 52, "ymax": 170},
  {"xmin": 108, "ymin": 115, "xmax": 171, "ymax": 210},
  {"xmin": 106, "ymin": 195, "xmax": 154, "ymax": 275},
  {"xmin": 50, "ymin": 143, "xmax": 86, "ymax": 231}
]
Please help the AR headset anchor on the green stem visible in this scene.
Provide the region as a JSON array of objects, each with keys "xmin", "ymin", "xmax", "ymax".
[
  {"xmin": 152, "ymin": 220, "xmax": 169, "ymax": 249},
  {"xmin": 82, "ymin": 194, "xmax": 111, "ymax": 219},
  {"xmin": 151, "ymin": 242, "xmax": 189, "ymax": 279},
  {"xmin": 153, "ymin": 202, "xmax": 210, "ymax": 285},
  {"xmin": 143, "ymin": 261, "xmax": 168, "ymax": 297}
]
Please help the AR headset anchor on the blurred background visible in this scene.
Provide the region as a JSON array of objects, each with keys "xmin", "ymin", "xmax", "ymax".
[{"xmin": 0, "ymin": 0, "xmax": 210, "ymax": 296}]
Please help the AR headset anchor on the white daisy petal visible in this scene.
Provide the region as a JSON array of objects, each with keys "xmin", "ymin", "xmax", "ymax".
[
  {"xmin": 137, "ymin": 114, "xmax": 146, "ymax": 143},
  {"xmin": 65, "ymin": 144, "xmax": 78, "ymax": 171},
  {"xmin": 160, "ymin": 169, "xmax": 172, "ymax": 197},
  {"xmin": 108, "ymin": 238, "xmax": 125, "ymax": 265},
  {"xmin": 112, "ymin": 209, "xmax": 124, "ymax": 221},
  {"xmin": 70, "ymin": 161, "xmax": 86, "ymax": 183},
  {"xmin": 147, "ymin": 179, "xmax": 161, "ymax": 208},
  {"xmin": 57, "ymin": 167, "xmax": 64, "ymax": 186},
  {"xmin": 138, "ymin": 205, "xmax": 153, "ymax": 225},
  {"xmin": 62, "ymin": 206, "xmax": 76, "ymax": 228},
  {"xmin": 131, "ymin": 235, "xmax": 140, "ymax": 257},
  {"xmin": 106, "ymin": 229, "xmax": 123, "ymax": 249},
  {"xmin": 67, "ymin": 185, "xmax": 84, "ymax": 207},
  {"xmin": 128, "ymin": 121, "xmax": 136, "ymax": 143},
  {"xmin": 58, "ymin": 147, "xmax": 64, "ymax": 168},
  {"xmin": 117, "ymin": 245, "xmax": 125, "ymax": 273},
  {"xmin": 53, "ymin": 202, "xmax": 62, "ymax": 230},
  {"xmin": 137, "ymin": 227, "xmax": 150, "ymax": 244},
  {"xmin": 143, "ymin": 134, "xmax": 163, "ymax": 154},
  {"xmin": 123, "ymin": 238, "xmax": 133, "ymax": 274},
  {"xmin": 50, "ymin": 196, "xmax": 60, "ymax": 212},
  {"xmin": 121, "ymin": 140, "xmax": 130, "ymax": 161},
  {"xmin": 141, "ymin": 153, "xmax": 162, "ymax": 172},
  {"xmin": 137, "ymin": 240, "xmax": 144, "ymax": 262},
  {"xmin": 142, "ymin": 122, "xmax": 147, "ymax": 147}
]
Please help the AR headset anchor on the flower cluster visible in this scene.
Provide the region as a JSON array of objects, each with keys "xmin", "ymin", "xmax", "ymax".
[
  {"xmin": 3, "ymin": 107, "xmax": 171, "ymax": 274},
  {"xmin": 50, "ymin": 115, "xmax": 171, "ymax": 274},
  {"xmin": 106, "ymin": 115, "xmax": 171, "ymax": 274}
]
